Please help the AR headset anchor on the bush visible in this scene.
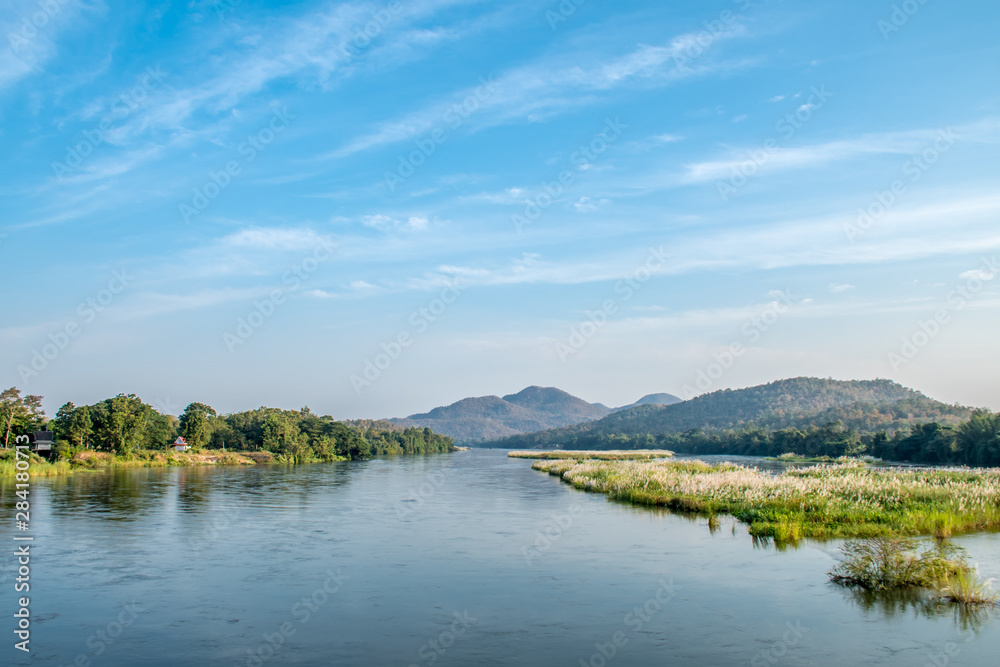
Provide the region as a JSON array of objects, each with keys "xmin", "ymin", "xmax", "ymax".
[{"xmin": 829, "ymin": 537, "xmax": 968, "ymax": 591}]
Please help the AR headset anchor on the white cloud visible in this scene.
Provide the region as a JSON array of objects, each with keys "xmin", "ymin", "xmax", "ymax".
[
  {"xmin": 959, "ymin": 269, "xmax": 996, "ymax": 281},
  {"xmin": 829, "ymin": 283, "xmax": 854, "ymax": 293},
  {"xmin": 223, "ymin": 228, "xmax": 334, "ymax": 251},
  {"xmin": 682, "ymin": 127, "xmax": 970, "ymax": 183},
  {"xmin": 324, "ymin": 22, "xmax": 755, "ymax": 159},
  {"xmin": 361, "ymin": 214, "xmax": 431, "ymax": 231}
]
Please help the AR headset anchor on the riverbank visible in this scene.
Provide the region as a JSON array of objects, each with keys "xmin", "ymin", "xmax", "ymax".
[
  {"xmin": 508, "ymin": 449, "xmax": 673, "ymax": 460},
  {"xmin": 0, "ymin": 448, "xmax": 288, "ymax": 477},
  {"xmin": 530, "ymin": 458, "xmax": 1000, "ymax": 542}
]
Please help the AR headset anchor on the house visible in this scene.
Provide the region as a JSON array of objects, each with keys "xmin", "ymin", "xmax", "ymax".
[
  {"xmin": 30, "ymin": 430, "xmax": 55, "ymax": 457},
  {"xmin": 173, "ymin": 436, "xmax": 190, "ymax": 452}
]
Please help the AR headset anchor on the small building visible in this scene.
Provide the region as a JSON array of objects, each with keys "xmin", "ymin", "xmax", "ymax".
[
  {"xmin": 30, "ymin": 431, "xmax": 55, "ymax": 458},
  {"xmin": 173, "ymin": 436, "xmax": 190, "ymax": 452}
]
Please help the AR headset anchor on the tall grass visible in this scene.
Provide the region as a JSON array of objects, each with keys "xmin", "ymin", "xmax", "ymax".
[
  {"xmin": 940, "ymin": 569, "xmax": 999, "ymax": 605},
  {"xmin": 530, "ymin": 458, "xmax": 1000, "ymax": 542},
  {"xmin": 0, "ymin": 450, "xmax": 74, "ymax": 476},
  {"xmin": 0, "ymin": 448, "xmax": 264, "ymax": 477},
  {"xmin": 508, "ymin": 450, "xmax": 673, "ymax": 460}
]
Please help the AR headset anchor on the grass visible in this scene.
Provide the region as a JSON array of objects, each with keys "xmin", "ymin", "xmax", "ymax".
[
  {"xmin": 508, "ymin": 450, "xmax": 674, "ymax": 460},
  {"xmin": 0, "ymin": 447, "xmax": 270, "ymax": 477},
  {"xmin": 529, "ymin": 457, "xmax": 1000, "ymax": 542},
  {"xmin": 828, "ymin": 537, "xmax": 998, "ymax": 608},
  {"xmin": 940, "ymin": 569, "xmax": 999, "ymax": 605},
  {"xmin": 767, "ymin": 453, "xmax": 888, "ymax": 465}
]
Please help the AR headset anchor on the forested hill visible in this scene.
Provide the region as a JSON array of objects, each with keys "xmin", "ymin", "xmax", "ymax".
[
  {"xmin": 390, "ymin": 386, "xmax": 683, "ymax": 442},
  {"xmin": 390, "ymin": 386, "xmax": 613, "ymax": 442},
  {"xmin": 484, "ymin": 378, "xmax": 972, "ymax": 449}
]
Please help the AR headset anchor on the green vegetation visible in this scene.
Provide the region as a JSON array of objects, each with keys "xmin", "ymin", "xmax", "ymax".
[
  {"xmin": 939, "ymin": 569, "xmax": 999, "ymax": 605},
  {"xmin": 485, "ymin": 378, "xmax": 1000, "ymax": 467},
  {"xmin": 828, "ymin": 538, "xmax": 968, "ymax": 590},
  {"xmin": 828, "ymin": 537, "xmax": 997, "ymax": 607},
  {"xmin": 0, "ymin": 386, "xmax": 455, "ymax": 476},
  {"xmin": 508, "ymin": 450, "xmax": 674, "ymax": 460},
  {"xmin": 529, "ymin": 458, "xmax": 1000, "ymax": 542},
  {"xmin": 1, "ymin": 387, "xmax": 45, "ymax": 449}
]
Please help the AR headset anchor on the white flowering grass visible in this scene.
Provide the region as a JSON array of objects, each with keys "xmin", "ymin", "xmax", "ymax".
[
  {"xmin": 532, "ymin": 459, "xmax": 1000, "ymax": 542},
  {"xmin": 508, "ymin": 450, "xmax": 673, "ymax": 460}
]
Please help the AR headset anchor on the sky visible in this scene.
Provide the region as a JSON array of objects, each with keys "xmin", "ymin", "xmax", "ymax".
[{"xmin": 1, "ymin": 0, "xmax": 998, "ymax": 420}]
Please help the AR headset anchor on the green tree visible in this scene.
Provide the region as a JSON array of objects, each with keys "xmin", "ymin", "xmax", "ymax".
[
  {"xmin": 956, "ymin": 411, "xmax": 1000, "ymax": 466},
  {"xmin": 178, "ymin": 402, "xmax": 217, "ymax": 449},
  {"xmin": 97, "ymin": 394, "xmax": 148, "ymax": 455},
  {"xmin": 54, "ymin": 402, "xmax": 94, "ymax": 447},
  {"xmin": 1, "ymin": 387, "xmax": 45, "ymax": 448}
]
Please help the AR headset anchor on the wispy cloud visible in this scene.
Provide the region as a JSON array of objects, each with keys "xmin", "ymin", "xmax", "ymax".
[{"xmin": 324, "ymin": 22, "xmax": 755, "ymax": 159}]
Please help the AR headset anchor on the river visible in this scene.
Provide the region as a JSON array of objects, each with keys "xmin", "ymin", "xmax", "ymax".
[{"xmin": 3, "ymin": 449, "xmax": 998, "ymax": 665}]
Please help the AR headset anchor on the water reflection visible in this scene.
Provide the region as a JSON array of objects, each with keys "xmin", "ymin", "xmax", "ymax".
[
  {"xmin": 836, "ymin": 584, "xmax": 994, "ymax": 630},
  {"xmin": 3, "ymin": 450, "xmax": 999, "ymax": 666}
]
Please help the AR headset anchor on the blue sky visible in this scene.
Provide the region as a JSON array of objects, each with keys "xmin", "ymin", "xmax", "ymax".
[{"xmin": 2, "ymin": 0, "xmax": 998, "ymax": 419}]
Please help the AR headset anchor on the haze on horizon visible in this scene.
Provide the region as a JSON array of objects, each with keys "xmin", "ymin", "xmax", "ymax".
[{"xmin": 1, "ymin": 0, "xmax": 998, "ymax": 420}]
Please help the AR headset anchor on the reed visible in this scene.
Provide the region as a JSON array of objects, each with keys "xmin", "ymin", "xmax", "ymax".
[
  {"xmin": 939, "ymin": 569, "xmax": 999, "ymax": 606},
  {"xmin": 508, "ymin": 450, "xmax": 674, "ymax": 460},
  {"xmin": 530, "ymin": 458, "xmax": 1000, "ymax": 542}
]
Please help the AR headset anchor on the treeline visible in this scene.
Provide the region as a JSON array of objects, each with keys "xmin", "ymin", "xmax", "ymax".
[
  {"xmin": 519, "ymin": 412, "xmax": 1000, "ymax": 467},
  {"xmin": 1, "ymin": 387, "xmax": 454, "ymax": 462}
]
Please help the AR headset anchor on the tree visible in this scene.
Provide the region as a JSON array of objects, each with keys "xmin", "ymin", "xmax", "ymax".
[
  {"xmin": 1, "ymin": 387, "xmax": 45, "ymax": 448},
  {"xmin": 956, "ymin": 411, "xmax": 1000, "ymax": 466},
  {"xmin": 178, "ymin": 402, "xmax": 217, "ymax": 449},
  {"xmin": 54, "ymin": 402, "xmax": 76, "ymax": 441},
  {"xmin": 97, "ymin": 394, "xmax": 148, "ymax": 455},
  {"xmin": 54, "ymin": 402, "xmax": 94, "ymax": 447}
]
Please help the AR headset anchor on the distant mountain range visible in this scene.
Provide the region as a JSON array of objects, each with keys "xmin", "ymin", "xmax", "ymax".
[
  {"xmin": 482, "ymin": 377, "xmax": 972, "ymax": 449},
  {"xmin": 389, "ymin": 386, "xmax": 681, "ymax": 443}
]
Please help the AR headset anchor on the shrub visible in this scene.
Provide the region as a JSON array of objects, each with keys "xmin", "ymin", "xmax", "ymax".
[{"xmin": 828, "ymin": 537, "xmax": 968, "ymax": 591}]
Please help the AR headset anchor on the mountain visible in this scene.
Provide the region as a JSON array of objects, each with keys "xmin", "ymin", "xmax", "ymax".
[
  {"xmin": 616, "ymin": 393, "xmax": 683, "ymax": 411},
  {"xmin": 389, "ymin": 386, "xmax": 615, "ymax": 443},
  {"xmin": 484, "ymin": 377, "xmax": 972, "ymax": 449}
]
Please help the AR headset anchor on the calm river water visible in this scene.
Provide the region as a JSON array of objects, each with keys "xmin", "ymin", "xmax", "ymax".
[{"xmin": 3, "ymin": 449, "xmax": 998, "ymax": 666}]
